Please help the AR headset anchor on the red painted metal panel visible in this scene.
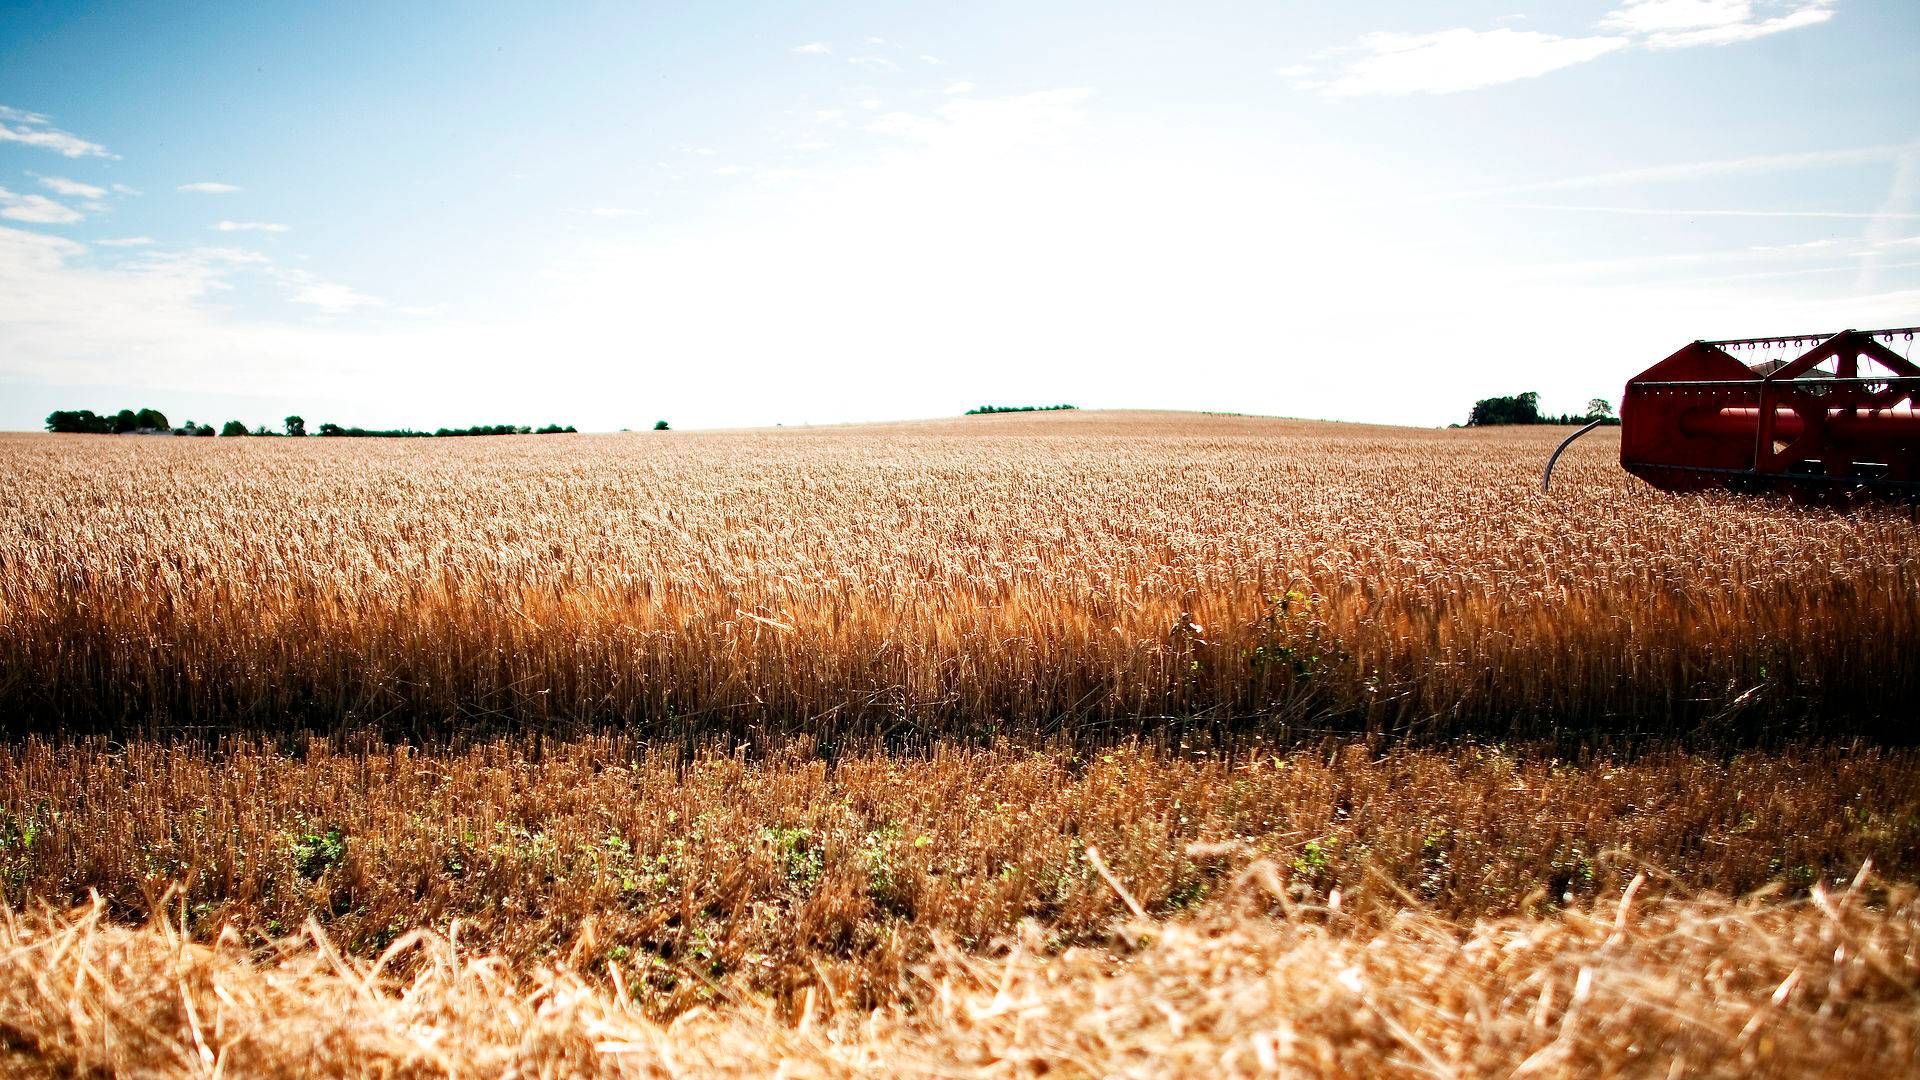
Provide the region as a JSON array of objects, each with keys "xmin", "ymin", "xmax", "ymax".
[{"xmin": 1619, "ymin": 329, "xmax": 1920, "ymax": 493}]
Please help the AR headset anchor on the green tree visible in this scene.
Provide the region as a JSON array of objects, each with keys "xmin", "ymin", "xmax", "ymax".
[
  {"xmin": 134, "ymin": 408, "xmax": 170, "ymax": 431},
  {"xmin": 46, "ymin": 410, "xmax": 112, "ymax": 434},
  {"xmin": 220, "ymin": 420, "xmax": 249, "ymax": 436},
  {"xmin": 284, "ymin": 415, "xmax": 306, "ymax": 437},
  {"xmin": 111, "ymin": 409, "xmax": 139, "ymax": 434},
  {"xmin": 1467, "ymin": 392, "xmax": 1541, "ymax": 427},
  {"xmin": 654, "ymin": 419, "xmax": 670, "ymax": 431},
  {"xmin": 1586, "ymin": 398, "xmax": 1614, "ymax": 420}
]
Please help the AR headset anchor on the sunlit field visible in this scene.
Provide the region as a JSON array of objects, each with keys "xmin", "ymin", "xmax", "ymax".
[
  {"xmin": 3, "ymin": 412, "xmax": 1918, "ymax": 1076},
  {"xmin": 3, "ymin": 412, "xmax": 1915, "ymax": 741}
]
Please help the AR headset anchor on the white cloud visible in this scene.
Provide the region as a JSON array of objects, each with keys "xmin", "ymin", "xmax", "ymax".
[
  {"xmin": 111, "ymin": 183, "xmax": 140, "ymax": 196},
  {"xmin": 585, "ymin": 206, "xmax": 640, "ymax": 218},
  {"xmin": 848, "ymin": 56, "xmax": 899, "ymax": 73},
  {"xmin": 1316, "ymin": 28, "xmax": 1629, "ymax": 96},
  {"xmin": 1751, "ymin": 238, "xmax": 1840, "ymax": 252},
  {"xmin": 1602, "ymin": 0, "xmax": 1753, "ymax": 33},
  {"xmin": 178, "ymin": 181, "xmax": 242, "ymax": 194},
  {"xmin": 865, "ymin": 36, "xmax": 887, "ymax": 45},
  {"xmin": 1308, "ymin": 2, "xmax": 1835, "ymax": 96},
  {"xmin": 791, "ymin": 42, "xmax": 830, "ymax": 55},
  {"xmin": 97, "ymin": 236, "xmax": 155, "ymax": 246},
  {"xmin": 858, "ymin": 98, "xmax": 883, "ymax": 111},
  {"xmin": 38, "ymin": 176, "xmax": 107, "ymax": 199},
  {"xmin": 814, "ymin": 108, "xmax": 846, "ymax": 124},
  {"xmin": 276, "ymin": 269, "xmax": 381, "ymax": 314},
  {"xmin": 1601, "ymin": 0, "xmax": 1836, "ymax": 48},
  {"xmin": 943, "ymin": 81, "xmax": 976, "ymax": 95},
  {"xmin": 919, "ymin": 54, "xmax": 943, "ymax": 65},
  {"xmin": 212, "ymin": 220, "xmax": 289, "ymax": 233},
  {"xmin": 0, "ymin": 186, "xmax": 83, "ymax": 224},
  {"xmin": 0, "ymin": 106, "xmax": 113, "ymax": 158}
]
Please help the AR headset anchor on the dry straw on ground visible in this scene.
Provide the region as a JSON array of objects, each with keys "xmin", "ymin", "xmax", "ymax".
[
  {"xmin": 3, "ymin": 738, "xmax": 1916, "ymax": 1016},
  {"xmin": 3, "ymin": 866, "xmax": 1913, "ymax": 1078},
  {"xmin": 4, "ymin": 413, "xmax": 1917, "ymax": 740}
]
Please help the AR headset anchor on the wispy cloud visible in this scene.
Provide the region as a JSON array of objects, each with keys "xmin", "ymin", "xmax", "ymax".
[
  {"xmin": 943, "ymin": 81, "xmax": 976, "ymax": 96},
  {"xmin": 584, "ymin": 207, "xmax": 640, "ymax": 218},
  {"xmin": 1298, "ymin": 0, "xmax": 1838, "ymax": 96},
  {"xmin": 847, "ymin": 55, "xmax": 899, "ymax": 73},
  {"xmin": 38, "ymin": 176, "xmax": 107, "ymax": 199},
  {"xmin": 97, "ymin": 236, "xmax": 155, "ymax": 247},
  {"xmin": 177, "ymin": 181, "xmax": 242, "ymax": 194},
  {"xmin": 1448, "ymin": 143, "xmax": 1919, "ymax": 198},
  {"xmin": 1508, "ymin": 203, "xmax": 1920, "ymax": 219},
  {"xmin": 918, "ymin": 54, "xmax": 943, "ymax": 65},
  {"xmin": 791, "ymin": 42, "xmax": 830, "ymax": 55},
  {"xmin": 212, "ymin": 220, "xmax": 289, "ymax": 233},
  {"xmin": 1311, "ymin": 29, "xmax": 1630, "ymax": 96},
  {"xmin": 1517, "ymin": 235, "xmax": 1879, "ymax": 280},
  {"xmin": 1601, "ymin": 0, "xmax": 1836, "ymax": 48},
  {"xmin": 1856, "ymin": 145, "xmax": 1919, "ymax": 292},
  {"xmin": 0, "ymin": 105, "xmax": 114, "ymax": 158},
  {"xmin": 0, "ymin": 186, "xmax": 83, "ymax": 224}
]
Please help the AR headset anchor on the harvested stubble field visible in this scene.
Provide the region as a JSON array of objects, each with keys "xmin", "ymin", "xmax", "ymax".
[{"xmin": 3, "ymin": 411, "xmax": 1919, "ymax": 1076}]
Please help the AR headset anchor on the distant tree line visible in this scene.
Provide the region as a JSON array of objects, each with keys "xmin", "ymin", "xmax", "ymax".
[
  {"xmin": 49, "ymin": 410, "xmax": 575, "ymax": 438},
  {"xmin": 1464, "ymin": 393, "xmax": 1619, "ymax": 427},
  {"xmin": 315, "ymin": 423, "xmax": 577, "ymax": 437},
  {"xmin": 965, "ymin": 404, "xmax": 1078, "ymax": 415},
  {"xmin": 45, "ymin": 408, "xmax": 188, "ymax": 434}
]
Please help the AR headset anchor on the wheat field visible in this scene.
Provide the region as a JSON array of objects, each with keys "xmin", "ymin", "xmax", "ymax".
[
  {"xmin": 3, "ymin": 412, "xmax": 1915, "ymax": 740},
  {"xmin": 3, "ymin": 411, "xmax": 1919, "ymax": 1076}
]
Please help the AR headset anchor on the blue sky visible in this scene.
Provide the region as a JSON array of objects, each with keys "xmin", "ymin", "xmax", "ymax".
[{"xmin": 1, "ymin": 0, "xmax": 1916, "ymax": 431}]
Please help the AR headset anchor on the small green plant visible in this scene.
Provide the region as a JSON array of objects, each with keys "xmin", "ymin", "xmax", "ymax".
[
  {"xmin": 1291, "ymin": 838, "xmax": 1335, "ymax": 882},
  {"xmin": 291, "ymin": 828, "xmax": 347, "ymax": 881},
  {"xmin": 0, "ymin": 808, "xmax": 45, "ymax": 896},
  {"xmin": 1245, "ymin": 591, "xmax": 1344, "ymax": 693},
  {"xmin": 760, "ymin": 826, "xmax": 823, "ymax": 888},
  {"xmin": 861, "ymin": 824, "xmax": 901, "ymax": 893}
]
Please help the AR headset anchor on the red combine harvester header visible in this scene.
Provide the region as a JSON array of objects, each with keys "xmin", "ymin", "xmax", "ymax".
[{"xmin": 1614, "ymin": 326, "xmax": 1920, "ymax": 496}]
